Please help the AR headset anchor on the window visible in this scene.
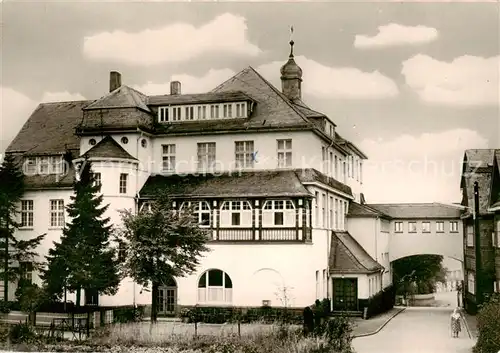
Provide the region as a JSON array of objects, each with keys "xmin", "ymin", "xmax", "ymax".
[
  {"xmin": 141, "ymin": 139, "xmax": 147, "ymax": 148},
  {"xmin": 394, "ymin": 222, "xmax": 403, "ymax": 233},
  {"xmin": 20, "ymin": 200, "xmax": 34, "ymax": 228},
  {"xmin": 322, "ymin": 269, "xmax": 327, "ymax": 298},
  {"xmin": 467, "ymin": 272, "xmax": 475, "ymax": 294},
  {"xmin": 408, "ymin": 222, "xmax": 417, "ymax": 233},
  {"xmin": 93, "ymin": 173, "xmax": 101, "ymax": 188},
  {"xmin": 220, "ymin": 201, "xmax": 252, "ymax": 227},
  {"xmin": 162, "ymin": 144, "xmax": 176, "ymax": 172},
  {"xmin": 277, "ymin": 139, "xmax": 292, "ymax": 168},
  {"xmin": 223, "ymin": 104, "xmax": 232, "ymax": 118},
  {"xmin": 197, "ymin": 143, "xmax": 216, "ymax": 172},
  {"xmin": 235, "ymin": 103, "xmax": 246, "ymax": 117},
  {"xmin": 38, "ymin": 156, "xmax": 49, "ymax": 174},
  {"xmin": 24, "ymin": 157, "xmax": 37, "ymax": 175},
  {"xmin": 467, "ymin": 225, "xmax": 474, "ymax": 247},
  {"xmin": 335, "ymin": 199, "xmax": 339, "ymax": 230},
  {"xmin": 119, "ymin": 174, "xmax": 128, "ymax": 194},
  {"xmin": 329, "ymin": 152, "xmax": 334, "ymax": 176},
  {"xmin": 235, "ymin": 141, "xmax": 254, "ymax": 169},
  {"xmin": 89, "ymin": 138, "xmax": 97, "ymax": 146},
  {"xmin": 158, "ymin": 107, "xmax": 169, "ymax": 122},
  {"xmin": 422, "ymin": 222, "xmax": 431, "ymax": 233},
  {"xmin": 198, "ymin": 105, "xmax": 207, "ymax": 120},
  {"xmin": 329, "ymin": 196, "xmax": 333, "ymax": 229},
  {"xmin": 322, "ymin": 193, "xmax": 326, "ymax": 228},
  {"xmin": 315, "ymin": 192, "xmax": 319, "ymax": 227},
  {"xmin": 450, "ymin": 221, "xmax": 459, "ymax": 233},
  {"xmin": 263, "ymin": 200, "xmax": 295, "ymax": 227},
  {"xmin": 121, "ymin": 137, "xmax": 128, "ymax": 144},
  {"xmin": 185, "ymin": 106, "xmax": 194, "ymax": 120},
  {"xmin": 210, "ymin": 105, "xmax": 219, "ymax": 119},
  {"xmin": 496, "ymin": 220, "xmax": 500, "ymax": 248},
  {"xmin": 182, "ymin": 201, "xmax": 211, "ymax": 227},
  {"xmin": 19, "ymin": 262, "xmax": 33, "ymax": 283},
  {"xmin": 197, "ymin": 269, "xmax": 232, "ymax": 304},
  {"xmin": 334, "ymin": 155, "xmax": 338, "ymax": 179},
  {"xmin": 172, "ymin": 107, "xmax": 182, "ymax": 121},
  {"xmin": 49, "ymin": 199, "xmax": 64, "ymax": 228},
  {"xmin": 360, "ymin": 160, "xmax": 363, "ymax": 184},
  {"xmin": 436, "ymin": 221, "xmax": 444, "ymax": 233},
  {"xmin": 315, "ymin": 270, "xmax": 319, "ymax": 299}
]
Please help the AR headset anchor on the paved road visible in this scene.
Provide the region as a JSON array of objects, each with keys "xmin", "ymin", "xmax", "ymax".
[{"xmin": 353, "ymin": 307, "xmax": 475, "ymax": 353}]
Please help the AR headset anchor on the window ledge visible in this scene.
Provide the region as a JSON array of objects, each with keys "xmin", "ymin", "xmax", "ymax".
[
  {"xmin": 48, "ymin": 227, "xmax": 64, "ymax": 230},
  {"xmin": 18, "ymin": 227, "xmax": 34, "ymax": 231}
]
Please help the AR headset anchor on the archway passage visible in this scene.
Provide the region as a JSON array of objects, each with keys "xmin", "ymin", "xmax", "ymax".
[
  {"xmin": 157, "ymin": 276, "xmax": 177, "ymax": 316},
  {"xmin": 392, "ymin": 255, "xmax": 464, "ymax": 308}
]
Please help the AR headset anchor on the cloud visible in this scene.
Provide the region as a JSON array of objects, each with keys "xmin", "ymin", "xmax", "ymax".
[
  {"xmin": 359, "ymin": 129, "xmax": 489, "ymax": 203},
  {"xmin": 132, "ymin": 68, "xmax": 236, "ymax": 95},
  {"xmin": 0, "ymin": 88, "xmax": 85, "ymax": 156},
  {"xmin": 402, "ymin": 54, "xmax": 500, "ymax": 106},
  {"xmin": 354, "ymin": 23, "xmax": 438, "ymax": 49},
  {"xmin": 257, "ymin": 56, "xmax": 399, "ymax": 99},
  {"xmin": 83, "ymin": 13, "xmax": 261, "ymax": 66}
]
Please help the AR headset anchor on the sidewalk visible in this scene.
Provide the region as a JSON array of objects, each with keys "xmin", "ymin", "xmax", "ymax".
[
  {"xmin": 462, "ymin": 312, "xmax": 478, "ymax": 340},
  {"xmin": 351, "ymin": 307, "xmax": 406, "ymax": 338}
]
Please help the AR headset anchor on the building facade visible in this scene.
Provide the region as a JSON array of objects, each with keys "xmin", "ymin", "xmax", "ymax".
[
  {"xmin": 461, "ymin": 149, "xmax": 500, "ymax": 314},
  {"xmin": 4, "ymin": 42, "xmax": 386, "ymax": 315}
]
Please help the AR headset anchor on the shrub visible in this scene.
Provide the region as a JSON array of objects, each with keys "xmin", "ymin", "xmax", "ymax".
[
  {"xmin": 9, "ymin": 322, "xmax": 37, "ymax": 344},
  {"xmin": 473, "ymin": 293, "xmax": 500, "ymax": 353},
  {"xmin": 366, "ymin": 285, "xmax": 395, "ymax": 319},
  {"xmin": 113, "ymin": 305, "xmax": 145, "ymax": 323},
  {"xmin": 0, "ymin": 301, "xmax": 13, "ymax": 314}
]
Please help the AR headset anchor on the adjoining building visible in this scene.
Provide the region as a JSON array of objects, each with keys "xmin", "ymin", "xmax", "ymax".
[{"xmin": 460, "ymin": 149, "xmax": 500, "ymax": 314}]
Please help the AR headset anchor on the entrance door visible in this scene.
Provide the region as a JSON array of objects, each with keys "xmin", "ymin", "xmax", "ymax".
[
  {"xmin": 157, "ymin": 286, "xmax": 177, "ymax": 315},
  {"xmin": 332, "ymin": 278, "xmax": 358, "ymax": 311}
]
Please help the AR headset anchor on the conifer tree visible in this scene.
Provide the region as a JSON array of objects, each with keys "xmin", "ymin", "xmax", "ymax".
[
  {"xmin": 0, "ymin": 154, "xmax": 45, "ymax": 302},
  {"xmin": 119, "ymin": 194, "xmax": 210, "ymax": 323},
  {"xmin": 43, "ymin": 159, "xmax": 120, "ymax": 306}
]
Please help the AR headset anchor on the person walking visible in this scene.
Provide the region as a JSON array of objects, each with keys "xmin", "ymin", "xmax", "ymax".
[{"xmin": 450, "ymin": 307, "xmax": 462, "ymax": 338}]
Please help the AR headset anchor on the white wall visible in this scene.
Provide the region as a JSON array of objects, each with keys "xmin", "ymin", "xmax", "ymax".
[
  {"xmin": 346, "ymin": 217, "xmax": 377, "ymax": 260},
  {"xmin": 388, "ymin": 219, "xmax": 464, "ymax": 262}
]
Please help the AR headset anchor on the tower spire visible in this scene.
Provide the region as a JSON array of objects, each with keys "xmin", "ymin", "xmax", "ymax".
[{"xmin": 289, "ymin": 26, "xmax": 294, "ymax": 58}]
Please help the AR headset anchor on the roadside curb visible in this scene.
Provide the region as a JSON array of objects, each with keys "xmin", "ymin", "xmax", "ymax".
[
  {"xmin": 462, "ymin": 314, "xmax": 474, "ymax": 340},
  {"xmin": 352, "ymin": 307, "xmax": 406, "ymax": 338}
]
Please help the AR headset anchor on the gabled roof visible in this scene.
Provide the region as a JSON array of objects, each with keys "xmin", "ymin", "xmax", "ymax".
[
  {"xmin": 81, "ymin": 136, "xmax": 137, "ymax": 160},
  {"xmin": 84, "ymin": 85, "xmax": 150, "ymax": 112},
  {"xmin": 460, "ymin": 149, "xmax": 497, "ymax": 216},
  {"xmin": 140, "ymin": 169, "xmax": 313, "ymax": 199},
  {"xmin": 329, "ymin": 231, "xmax": 383, "ymax": 274},
  {"xmin": 335, "ymin": 134, "xmax": 368, "ymax": 159},
  {"xmin": 292, "ymin": 102, "xmax": 327, "ymax": 119},
  {"xmin": 6, "ymin": 101, "xmax": 91, "ymax": 154},
  {"xmin": 348, "ymin": 202, "xmax": 391, "ymax": 219},
  {"xmin": 367, "ymin": 203, "xmax": 462, "ymax": 219},
  {"xmin": 148, "ymin": 91, "xmax": 253, "ymax": 106}
]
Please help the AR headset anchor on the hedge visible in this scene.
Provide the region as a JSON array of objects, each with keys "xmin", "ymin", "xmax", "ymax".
[
  {"xmin": 365, "ymin": 285, "xmax": 395, "ymax": 319},
  {"xmin": 473, "ymin": 293, "xmax": 500, "ymax": 353}
]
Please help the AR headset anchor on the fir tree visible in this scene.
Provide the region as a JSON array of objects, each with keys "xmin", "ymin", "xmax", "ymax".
[
  {"xmin": 0, "ymin": 154, "xmax": 45, "ymax": 302},
  {"xmin": 119, "ymin": 194, "xmax": 210, "ymax": 323},
  {"xmin": 43, "ymin": 159, "xmax": 120, "ymax": 306}
]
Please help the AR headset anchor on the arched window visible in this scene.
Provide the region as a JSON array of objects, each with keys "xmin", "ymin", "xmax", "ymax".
[
  {"xmin": 220, "ymin": 200, "xmax": 252, "ymax": 227},
  {"xmin": 180, "ymin": 201, "xmax": 211, "ymax": 227},
  {"xmin": 262, "ymin": 200, "xmax": 296, "ymax": 227},
  {"xmin": 197, "ymin": 269, "xmax": 232, "ymax": 304}
]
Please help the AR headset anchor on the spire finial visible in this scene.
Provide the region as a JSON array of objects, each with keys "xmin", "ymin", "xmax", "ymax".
[{"xmin": 289, "ymin": 25, "xmax": 295, "ymax": 58}]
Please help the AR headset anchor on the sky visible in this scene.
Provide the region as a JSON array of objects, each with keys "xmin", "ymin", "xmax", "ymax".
[{"xmin": 1, "ymin": 1, "xmax": 499, "ymax": 204}]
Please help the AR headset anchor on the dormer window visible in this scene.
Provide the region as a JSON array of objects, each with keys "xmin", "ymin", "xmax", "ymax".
[
  {"xmin": 159, "ymin": 107, "xmax": 169, "ymax": 122},
  {"xmin": 23, "ymin": 155, "xmax": 64, "ymax": 175},
  {"xmin": 157, "ymin": 102, "xmax": 248, "ymax": 123}
]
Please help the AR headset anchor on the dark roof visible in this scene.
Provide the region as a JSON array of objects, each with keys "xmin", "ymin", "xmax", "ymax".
[
  {"xmin": 296, "ymin": 168, "xmax": 352, "ymax": 196},
  {"xmin": 460, "ymin": 149, "xmax": 498, "ymax": 216},
  {"xmin": 81, "ymin": 136, "xmax": 137, "ymax": 160},
  {"xmin": 348, "ymin": 202, "xmax": 391, "ymax": 219},
  {"xmin": 6, "ymin": 101, "xmax": 90, "ymax": 154},
  {"xmin": 292, "ymin": 103, "xmax": 327, "ymax": 119},
  {"xmin": 367, "ymin": 203, "xmax": 462, "ymax": 219},
  {"xmin": 335, "ymin": 133, "xmax": 368, "ymax": 159},
  {"xmin": 140, "ymin": 170, "xmax": 313, "ymax": 199},
  {"xmin": 329, "ymin": 231, "xmax": 383, "ymax": 274},
  {"xmin": 148, "ymin": 91, "xmax": 253, "ymax": 106},
  {"xmin": 77, "ymin": 107, "xmax": 153, "ymax": 133},
  {"xmin": 84, "ymin": 86, "xmax": 150, "ymax": 112}
]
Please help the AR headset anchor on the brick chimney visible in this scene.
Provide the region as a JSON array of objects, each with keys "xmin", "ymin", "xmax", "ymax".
[
  {"xmin": 170, "ymin": 81, "xmax": 181, "ymax": 95},
  {"xmin": 109, "ymin": 71, "xmax": 122, "ymax": 92}
]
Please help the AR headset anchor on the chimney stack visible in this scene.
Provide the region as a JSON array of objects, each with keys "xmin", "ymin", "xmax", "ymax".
[
  {"xmin": 109, "ymin": 71, "xmax": 122, "ymax": 92},
  {"xmin": 170, "ymin": 81, "xmax": 181, "ymax": 95}
]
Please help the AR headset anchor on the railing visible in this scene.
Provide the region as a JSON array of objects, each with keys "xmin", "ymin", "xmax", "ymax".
[
  {"xmin": 214, "ymin": 228, "xmax": 301, "ymax": 242},
  {"xmin": 218, "ymin": 228, "xmax": 254, "ymax": 241},
  {"xmin": 260, "ymin": 228, "xmax": 297, "ymax": 241}
]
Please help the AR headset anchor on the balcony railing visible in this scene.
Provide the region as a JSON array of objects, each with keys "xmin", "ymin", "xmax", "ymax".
[{"xmin": 214, "ymin": 227, "xmax": 301, "ymax": 242}]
